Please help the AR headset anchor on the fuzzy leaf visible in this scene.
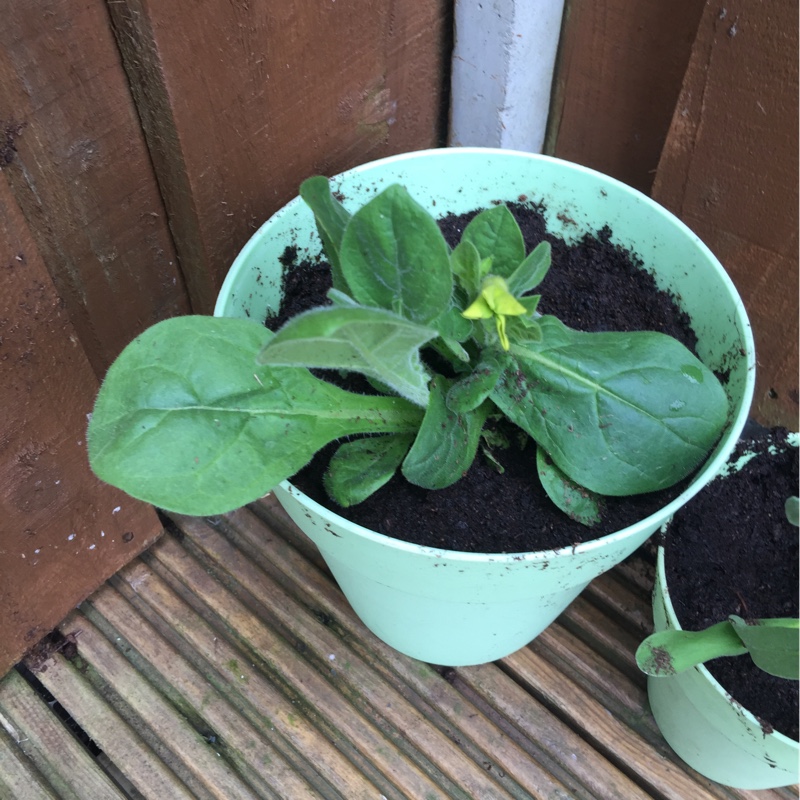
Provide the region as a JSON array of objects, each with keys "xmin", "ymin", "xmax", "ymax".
[
  {"xmin": 257, "ymin": 306, "xmax": 436, "ymax": 406},
  {"xmin": 88, "ymin": 316, "xmax": 423, "ymax": 516},
  {"xmin": 402, "ymin": 377, "xmax": 490, "ymax": 490},
  {"xmin": 461, "ymin": 205, "xmax": 526, "ymax": 278},
  {"xmin": 450, "ymin": 240, "xmax": 483, "ymax": 297},
  {"xmin": 324, "ymin": 434, "xmax": 414, "ymax": 507},
  {"xmin": 339, "ymin": 184, "xmax": 452, "ymax": 324},
  {"xmin": 435, "ymin": 305, "xmax": 474, "ymax": 343},
  {"xmin": 446, "ymin": 350, "xmax": 508, "ymax": 413},
  {"xmin": 491, "ymin": 316, "xmax": 730, "ymax": 496},
  {"xmin": 536, "ymin": 446, "xmax": 601, "ymax": 526},
  {"xmin": 299, "ymin": 176, "xmax": 351, "ymax": 293},
  {"xmin": 507, "ymin": 241, "xmax": 552, "ymax": 295}
]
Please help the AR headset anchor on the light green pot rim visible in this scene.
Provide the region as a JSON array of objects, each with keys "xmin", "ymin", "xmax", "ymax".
[
  {"xmin": 218, "ymin": 146, "xmax": 757, "ymax": 562},
  {"xmin": 656, "ymin": 432, "xmax": 799, "ymax": 748}
]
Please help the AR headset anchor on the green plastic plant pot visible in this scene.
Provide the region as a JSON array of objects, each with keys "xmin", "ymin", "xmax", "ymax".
[
  {"xmin": 215, "ymin": 148, "xmax": 755, "ymax": 666},
  {"xmin": 646, "ymin": 433, "xmax": 799, "ymax": 789},
  {"xmin": 648, "ymin": 538, "xmax": 799, "ymax": 789}
]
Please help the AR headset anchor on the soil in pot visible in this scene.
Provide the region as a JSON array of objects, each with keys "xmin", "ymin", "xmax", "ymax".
[
  {"xmin": 664, "ymin": 426, "xmax": 798, "ymax": 740},
  {"xmin": 267, "ymin": 200, "xmax": 713, "ymax": 554}
]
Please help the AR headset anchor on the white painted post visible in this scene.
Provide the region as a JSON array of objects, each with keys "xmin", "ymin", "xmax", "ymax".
[{"xmin": 449, "ymin": 0, "xmax": 566, "ymax": 153}]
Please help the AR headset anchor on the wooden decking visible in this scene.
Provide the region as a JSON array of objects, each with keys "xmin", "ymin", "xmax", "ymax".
[{"xmin": 0, "ymin": 496, "xmax": 796, "ymax": 800}]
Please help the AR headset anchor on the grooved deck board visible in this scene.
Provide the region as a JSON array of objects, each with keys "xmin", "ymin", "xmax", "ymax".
[{"xmin": 1, "ymin": 495, "xmax": 793, "ymax": 799}]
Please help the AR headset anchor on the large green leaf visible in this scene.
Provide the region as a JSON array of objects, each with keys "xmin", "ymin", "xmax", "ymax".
[
  {"xmin": 402, "ymin": 378, "xmax": 490, "ymax": 490},
  {"xmin": 339, "ymin": 184, "xmax": 452, "ymax": 324},
  {"xmin": 460, "ymin": 205, "xmax": 526, "ymax": 278},
  {"xmin": 88, "ymin": 316, "xmax": 423, "ymax": 516},
  {"xmin": 491, "ymin": 316, "xmax": 730, "ymax": 495},
  {"xmin": 257, "ymin": 305, "xmax": 437, "ymax": 406},
  {"xmin": 299, "ymin": 176, "xmax": 352, "ymax": 293}
]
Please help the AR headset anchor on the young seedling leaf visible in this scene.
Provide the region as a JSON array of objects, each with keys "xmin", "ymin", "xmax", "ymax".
[
  {"xmin": 536, "ymin": 446, "xmax": 601, "ymax": 526},
  {"xmin": 507, "ymin": 241, "xmax": 552, "ymax": 295},
  {"xmin": 461, "ymin": 205, "xmax": 525, "ymax": 278},
  {"xmin": 436, "ymin": 338, "xmax": 471, "ymax": 364},
  {"xmin": 507, "ymin": 317, "xmax": 543, "ymax": 345},
  {"xmin": 435, "ymin": 305, "xmax": 474, "ymax": 343},
  {"xmin": 339, "ymin": 184, "xmax": 452, "ymax": 324},
  {"xmin": 402, "ymin": 377, "xmax": 490, "ymax": 490},
  {"xmin": 87, "ymin": 316, "xmax": 423, "ymax": 516},
  {"xmin": 491, "ymin": 316, "xmax": 730, "ymax": 496},
  {"xmin": 729, "ymin": 616, "xmax": 800, "ymax": 680},
  {"xmin": 635, "ymin": 621, "xmax": 748, "ymax": 676},
  {"xmin": 446, "ymin": 350, "xmax": 508, "ymax": 413},
  {"xmin": 450, "ymin": 240, "xmax": 483, "ymax": 297},
  {"xmin": 517, "ymin": 294, "xmax": 541, "ymax": 320},
  {"xmin": 324, "ymin": 434, "xmax": 414, "ymax": 507},
  {"xmin": 299, "ymin": 176, "xmax": 352, "ymax": 293},
  {"xmin": 257, "ymin": 306, "xmax": 436, "ymax": 406}
]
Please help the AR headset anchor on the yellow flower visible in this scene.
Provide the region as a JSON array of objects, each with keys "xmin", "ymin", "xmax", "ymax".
[{"xmin": 462, "ymin": 276, "xmax": 527, "ymax": 350}]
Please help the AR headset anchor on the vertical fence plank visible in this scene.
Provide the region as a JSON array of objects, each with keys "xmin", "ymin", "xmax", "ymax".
[
  {"xmin": 652, "ymin": 0, "xmax": 798, "ymax": 428},
  {"xmin": 0, "ymin": 178, "xmax": 163, "ymax": 678},
  {"xmin": 107, "ymin": 0, "xmax": 452, "ymax": 313},
  {"xmin": 0, "ymin": 0, "xmax": 190, "ymax": 378},
  {"xmin": 548, "ymin": 0, "xmax": 705, "ymax": 193}
]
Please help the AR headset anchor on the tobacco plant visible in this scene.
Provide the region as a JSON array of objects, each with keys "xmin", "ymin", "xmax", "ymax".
[{"xmin": 88, "ymin": 178, "xmax": 730, "ymax": 519}]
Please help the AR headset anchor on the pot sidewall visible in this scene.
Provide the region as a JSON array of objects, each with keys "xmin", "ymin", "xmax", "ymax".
[
  {"xmin": 648, "ymin": 536, "xmax": 799, "ymax": 789},
  {"xmin": 274, "ymin": 480, "xmax": 659, "ymax": 665},
  {"xmin": 216, "ymin": 148, "xmax": 755, "ymax": 666}
]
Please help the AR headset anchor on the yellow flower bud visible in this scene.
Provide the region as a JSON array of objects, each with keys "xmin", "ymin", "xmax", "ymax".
[{"xmin": 461, "ymin": 276, "xmax": 527, "ymax": 349}]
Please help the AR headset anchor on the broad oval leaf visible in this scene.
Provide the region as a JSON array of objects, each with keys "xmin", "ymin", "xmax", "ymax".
[
  {"xmin": 461, "ymin": 205, "xmax": 525, "ymax": 278},
  {"xmin": 324, "ymin": 433, "xmax": 414, "ymax": 507},
  {"xmin": 491, "ymin": 316, "xmax": 730, "ymax": 496},
  {"xmin": 402, "ymin": 377, "xmax": 490, "ymax": 490},
  {"xmin": 339, "ymin": 184, "xmax": 452, "ymax": 324},
  {"xmin": 88, "ymin": 316, "xmax": 423, "ymax": 516},
  {"xmin": 536, "ymin": 446, "xmax": 601, "ymax": 526},
  {"xmin": 257, "ymin": 305, "xmax": 437, "ymax": 407}
]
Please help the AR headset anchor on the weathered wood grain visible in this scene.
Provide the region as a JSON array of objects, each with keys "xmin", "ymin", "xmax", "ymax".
[
  {"xmin": 0, "ymin": 178, "xmax": 163, "ymax": 678},
  {"xmin": 107, "ymin": 0, "xmax": 452, "ymax": 313},
  {"xmin": 549, "ymin": 0, "xmax": 705, "ymax": 193},
  {"xmin": 7, "ymin": 504, "xmax": 793, "ymax": 799},
  {"xmin": 652, "ymin": 0, "xmax": 799, "ymax": 428},
  {"xmin": 0, "ymin": 669, "xmax": 123, "ymax": 800},
  {"xmin": 0, "ymin": 0, "xmax": 189, "ymax": 377}
]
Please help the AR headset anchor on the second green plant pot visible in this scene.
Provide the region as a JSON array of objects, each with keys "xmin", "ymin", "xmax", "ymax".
[
  {"xmin": 645, "ymin": 432, "xmax": 799, "ymax": 789},
  {"xmin": 216, "ymin": 147, "xmax": 755, "ymax": 666}
]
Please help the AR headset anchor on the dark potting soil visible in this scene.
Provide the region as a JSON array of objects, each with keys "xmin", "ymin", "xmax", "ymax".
[
  {"xmin": 267, "ymin": 201, "xmax": 709, "ymax": 554},
  {"xmin": 664, "ymin": 427, "xmax": 798, "ymax": 740}
]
